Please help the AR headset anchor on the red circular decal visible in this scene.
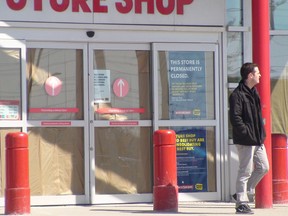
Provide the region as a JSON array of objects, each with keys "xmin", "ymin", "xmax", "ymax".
[
  {"xmin": 45, "ymin": 76, "xmax": 62, "ymax": 96},
  {"xmin": 113, "ymin": 78, "xmax": 129, "ymax": 98}
]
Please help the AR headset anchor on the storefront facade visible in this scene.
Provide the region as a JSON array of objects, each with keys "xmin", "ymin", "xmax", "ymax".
[
  {"xmin": 2, "ymin": 0, "xmax": 285, "ymax": 206},
  {"xmin": 0, "ymin": 0, "xmax": 226, "ymax": 206}
]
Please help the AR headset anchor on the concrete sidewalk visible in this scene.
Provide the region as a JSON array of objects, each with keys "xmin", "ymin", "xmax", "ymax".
[{"xmin": 1, "ymin": 202, "xmax": 288, "ymax": 216}]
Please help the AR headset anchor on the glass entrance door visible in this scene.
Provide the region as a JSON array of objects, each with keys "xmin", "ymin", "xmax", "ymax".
[
  {"xmin": 25, "ymin": 42, "xmax": 89, "ymax": 205},
  {"xmin": 0, "ymin": 40, "xmax": 25, "ymax": 205},
  {"xmin": 88, "ymin": 43, "xmax": 153, "ymax": 204},
  {"xmin": 0, "ymin": 41, "xmax": 90, "ymax": 206},
  {"xmin": 152, "ymin": 43, "xmax": 221, "ymax": 201}
]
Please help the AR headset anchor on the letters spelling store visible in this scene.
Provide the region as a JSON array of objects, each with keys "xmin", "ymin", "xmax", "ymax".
[{"xmin": 0, "ymin": 0, "xmax": 233, "ymax": 206}]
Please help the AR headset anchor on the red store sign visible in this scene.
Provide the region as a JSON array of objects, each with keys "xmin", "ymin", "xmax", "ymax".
[
  {"xmin": 5, "ymin": 0, "xmax": 194, "ymax": 15},
  {"xmin": 0, "ymin": 0, "xmax": 224, "ymax": 26}
]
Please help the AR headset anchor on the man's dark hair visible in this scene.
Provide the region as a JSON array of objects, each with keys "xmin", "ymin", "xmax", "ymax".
[{"xmin": 240, "ymin": 62, "xmax": 258, "ymax": 80}]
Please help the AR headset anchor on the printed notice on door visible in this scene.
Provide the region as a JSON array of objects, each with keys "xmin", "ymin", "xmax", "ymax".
[
  {"xmin": 94, "ymin": 70, "xmax": 111, "ymax": 103},
  {"xmin": 175, "ymin": 128, "xmax": 208, "ymax": 192},
  {"xmin": 0, "ymin": 100, "xmax": 19, "ymax": 120},
  {"xmin": 168, "ymin": 51, "xmax": 206, "ymax": 120}
]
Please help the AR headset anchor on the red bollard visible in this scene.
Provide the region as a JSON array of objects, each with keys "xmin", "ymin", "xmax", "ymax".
[
  {"xmin": 153, "ymin": 130, "xmax": 178, "ymax": 212},
  {"xmin": 5, "ymin": 132, "xmax": 30, "ymax": 215},
  {"xmin": 272, "ymin": 134, "xmax": 288, "ymax": 204}
]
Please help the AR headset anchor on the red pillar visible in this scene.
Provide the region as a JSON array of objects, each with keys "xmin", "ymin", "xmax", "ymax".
[
  {"xmin": 153, "ymin": 130, "xmax": 178, "ymax": 212},
  {"xmin": 252, "ymin": 0, "xmax": 273, "ymax": 208},
  {"xmin": 5, "ymin": 132, "xmax": 30, "ymax": 215},
  {"xmin": 272, "ymin": 134, "xmax": 288, "ymax": 203}
]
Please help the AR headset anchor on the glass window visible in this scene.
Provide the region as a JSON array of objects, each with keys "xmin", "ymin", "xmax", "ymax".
[
  {"xmin": 93, "ymin": 50, "xmax": 151, "ymax": 121},
  {"xmin": 270, "ymin": 36, "xmax": 288, "ymax": 134},
  {"xmin": 158, "ymin": 51, "xmax": 215, "ymax": 120},
  {"xmin": 270, "ymin": 0, "xmax": 288, "ymax": 30},
  {"xmin": 226, "ymin": 0, "xmax": 243, "ymax": 26},
  {"xmin": 28, "ymin": 127, "xmax": 84, "ymax": 195},
  {"xmin": 227, "ymin": 32, "xmax": 243, "ymax": 83},
  {"xmin": 27, "ymin": 48, "xmax": 84, "ymax": 120},
  {"xmin": 0, "ymin": 48, "xmax": 21, "ymax": 120},
  {"xmin": 94, "ymin": 127, "xmax": 152, "ymax": 194}
]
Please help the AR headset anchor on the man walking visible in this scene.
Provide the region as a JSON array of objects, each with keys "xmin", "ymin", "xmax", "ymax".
[{"xmin": 229, "ymin": 62, "xmax": 269, "ymax": 214}]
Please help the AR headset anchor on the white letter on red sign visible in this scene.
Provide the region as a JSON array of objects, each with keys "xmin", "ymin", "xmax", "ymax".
[
  {"xmin": 157, "ymin": 0, "xmax": 174, "ymax": 15},
  {"xmin": 6, "ymin": 0, "xmax": 26, "ymax": 10},
  {"xmin": 135, "ymin": 0, "xmax": 154, "ymax": 14},
  {"xmin": 115, "ymin": 0, "xmax": 132, "ymax": 14},
  {"xmin": 50, "ymin": 0, "xmax": 69, "ymax": 12},
  {"xmin": 177, "ymin": 0, "xmax": 193, "ymax": 14},
  {"xmin": 72, "ymin": 0, "xmax": 91, "ymax": 12}
]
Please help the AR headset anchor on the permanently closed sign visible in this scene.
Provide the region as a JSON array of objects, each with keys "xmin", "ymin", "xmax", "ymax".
[{"xmin": 0, "ymin": 0, "xmax": 225, "ymax": 26}]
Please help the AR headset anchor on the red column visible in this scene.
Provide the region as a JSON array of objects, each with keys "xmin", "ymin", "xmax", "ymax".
[
  {"xmin": 5, "ymin": 132, "xmax": 30, "ymax": 215},
  {"xmin": 252, "ymin": 0, "xmax": 273, "ymax": 208},
  {"xmin": 153, "ymin": 130, "xmax": 178, "ymax": 212},
  {"xmin": 272, "ymin": 134, "xmax": 288, "ymax": 203}
]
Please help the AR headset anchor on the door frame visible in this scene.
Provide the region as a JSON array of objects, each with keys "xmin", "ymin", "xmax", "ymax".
[
  {"xmin": 0, "ymin": 40, "xmax": 27, "ymax": 129},
  {"xmin": 88, "ymin": 43, "xmax": 153, "ymax": 204},
  {"xmin": 0, "ymin": 40, "xmax": 26, "ymax": 207},
  {"xmin": 25, "ymin": 41, "xmax": 90, "ymax": 205},
  {"xmin": 152, "ymin": 43, "xmax": 222, "ymax": 201}
]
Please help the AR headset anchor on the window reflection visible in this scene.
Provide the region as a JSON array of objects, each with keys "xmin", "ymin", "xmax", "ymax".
[
  {"xmin": 94, "ymin": 127, "xmax": 152, "ymax": 194},
  {"xmin": 270, "ymin": 36, "xmax": 288, "ymax": 134},
  {"xmin": 93, "ymin": 50, "xmax": 151, "ymax": 121},
  {"xmin": 0, "ymin": 48, "xmax": 21, "ymax": 120},
  {"xmin": 28, "ymin": 127, "xmax": 85, "ymax": 195},
  {"xmin": 27, "ymin": 48, "xmax": 84, "ymax": 120},
  {"xmin": 227, "ymin": 32, "xmax": 243, "ymax": 83},
  {"xmin": 226, "ymin": 0, "xmax": 242, "ymax": 26},
  {"xmin": 270, "ymin": 0, "xmax": 288, "ymax": 30}
]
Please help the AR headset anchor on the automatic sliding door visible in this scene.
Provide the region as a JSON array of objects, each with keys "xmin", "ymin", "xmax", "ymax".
[
  {"xmin": 26, "ymin": 43, "xmax": 89, "ymax": 205},
  {"xmin": 89, "ymin": 44, "xmax": 153, "ymax": 204}
]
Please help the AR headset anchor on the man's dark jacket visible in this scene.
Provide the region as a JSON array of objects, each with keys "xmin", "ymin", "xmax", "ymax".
[{"xmin": 229, "ymin": 80, "xmax": 266, "ymax": 146}]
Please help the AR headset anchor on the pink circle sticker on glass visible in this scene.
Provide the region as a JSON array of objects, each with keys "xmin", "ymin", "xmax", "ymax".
[
  {"xmin": 45, "ymin": 76, "xmax": 62, "ymax": 96},
  {"xmin": 113, "ymin": 78, "xmax": 129, "ymax": 98}
]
